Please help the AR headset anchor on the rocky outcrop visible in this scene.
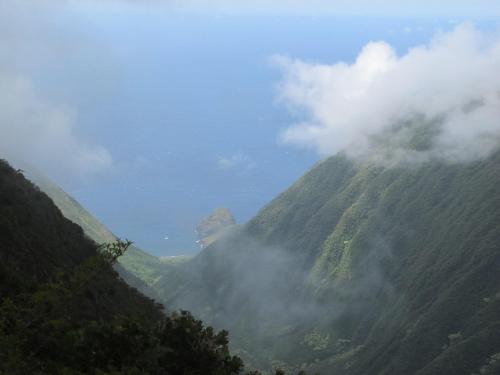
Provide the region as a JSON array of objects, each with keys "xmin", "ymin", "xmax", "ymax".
[{"xmin": 196, "ymin": 207, "xmax": 236, "ymax": 248}]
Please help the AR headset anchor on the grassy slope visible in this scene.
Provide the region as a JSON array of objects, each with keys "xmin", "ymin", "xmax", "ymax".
[
  {"xmin": 155, "ymin": 152, "xmax": 500, "ymax": 374},
  {"xmin": 26, "ymin": 170, "xmax": 170, "ymax": 293}
]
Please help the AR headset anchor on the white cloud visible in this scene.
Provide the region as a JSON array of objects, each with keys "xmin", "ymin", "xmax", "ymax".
[
  {"xmin": 0, "ymin": 73, "xmax": 112, "ymax": 177},
  {"xmin": 274, "ymin": 23, "xmax": 500, "ymax": 164}
]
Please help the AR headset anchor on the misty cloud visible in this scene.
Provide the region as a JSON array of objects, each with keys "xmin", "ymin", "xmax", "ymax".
[
  {"xmin": 0, "ymin": 1, "xmax": 112, "ymax": 180},
  {"xmin": 162, "ymin": 228, "xmax": 325, "ymax": 337},
  {"xmin": 0, "ymin": 73, "xmax": 112, "ymax": 177},
  {"xmin": 275, "ymin": 23, "xmax": 500, "ymax": 164}
]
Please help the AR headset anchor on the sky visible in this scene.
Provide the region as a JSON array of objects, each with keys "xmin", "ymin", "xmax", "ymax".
[
  {"xmin": 80, "ymin": 1, "xmax": 500, "ymax": 17},
  {"xmin": 1, "ymin": 0, "xmax": 499, "ymax": 255}
]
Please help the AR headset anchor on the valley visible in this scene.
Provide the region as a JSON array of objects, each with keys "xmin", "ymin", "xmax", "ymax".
[{"xmin": 30, "ymin": 150, "xmax": 500, "ymax": 374}]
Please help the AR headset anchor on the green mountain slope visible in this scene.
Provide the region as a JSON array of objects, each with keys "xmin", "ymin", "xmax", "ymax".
[
  {"xmin": 27, "ymin": 170, "xmax": 170, "ymax": 291},
  {"xmin": 0, "ymin": 159, "xmax": 262, "ymax": 375},
  {"xmin": 155, "ymin": 151, "xmax": 500, "ymax": 374}
]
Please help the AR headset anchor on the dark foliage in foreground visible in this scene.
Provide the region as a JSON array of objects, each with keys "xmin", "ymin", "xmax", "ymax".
[{"xmin": 0, "ymin": 254, "xmax": 243, "ymax": 374}]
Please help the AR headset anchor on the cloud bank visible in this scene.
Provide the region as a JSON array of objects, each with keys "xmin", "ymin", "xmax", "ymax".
[
  {"xmin": 275, "ymin": 24, "xmax": 500, "ymax": 164},
  {"xmin": 0, "ymin": 1, "xmax": 112, "ymax": 181},
  {"xmin": 0, "ymin": 73, "xmax": 112, "ymax": 177}
]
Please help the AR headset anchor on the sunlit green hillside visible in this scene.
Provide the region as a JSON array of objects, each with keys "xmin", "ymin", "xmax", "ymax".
[
  {"xmin": 28, "ymin": 170, "xmax": 173, "ymax": 291},
  {"xmin": 156, "ymin": 150, "xmax": 500, "ymax": 374}
]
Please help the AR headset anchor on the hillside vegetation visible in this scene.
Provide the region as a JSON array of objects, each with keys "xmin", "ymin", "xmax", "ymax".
[
  {"xmin": 155, "ymin": 151, "xmax": 500, "ymax": 374},
  {"xmin": 28, "ymin": 170, "xmax": 170, "ymax": 291},
  {"xmin": 0, "ymin": 159, "xmax": 292, "ymax": 375}
]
